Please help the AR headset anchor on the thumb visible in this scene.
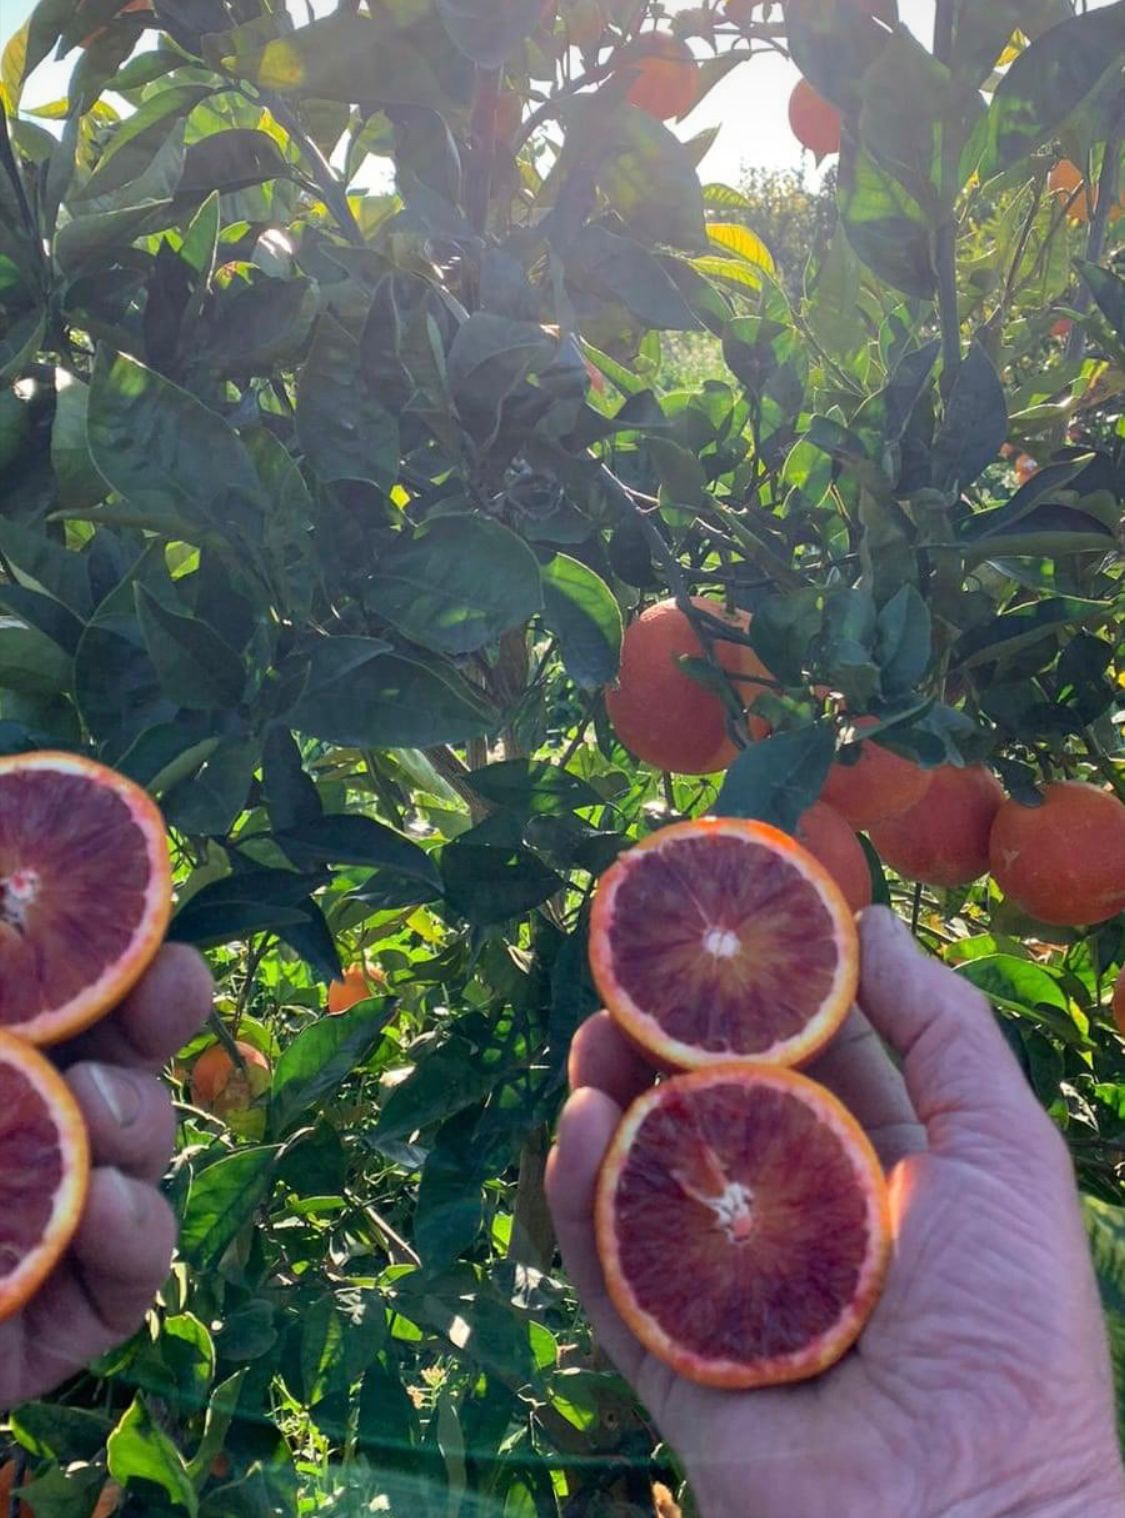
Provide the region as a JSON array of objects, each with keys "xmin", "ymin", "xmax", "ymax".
[{"xmin": 858, "ymin": 907, "xmax": 1058, "ymax": 1165}]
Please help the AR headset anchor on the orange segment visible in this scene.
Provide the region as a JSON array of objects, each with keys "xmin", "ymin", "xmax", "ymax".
[
  {"xmin": 589, "ymin": 817, "xmax": 858, "ymax": 1070},
  {"xmin": 596, "ymin": 1064, "xmax": 891, "ymax": 1388},
  {"xmin": 0, "ymin": 1031, "xmax": 90, "ymax": 1321},
  {"xmin": 0, "ymin": 752, "xmax": 172, "ymax": 1045}
]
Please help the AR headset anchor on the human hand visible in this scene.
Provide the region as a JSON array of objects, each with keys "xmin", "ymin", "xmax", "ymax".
[
  {"xmin": 547, "ymin": 907, "xmax": 1125, "ymax": 1518},
  {"xmin": 0, "ymin": 944, "xmax": 212, "ymax": 1406}
]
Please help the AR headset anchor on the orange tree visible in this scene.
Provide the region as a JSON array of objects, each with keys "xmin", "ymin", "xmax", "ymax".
[{"xmin": 0, "ymin": 0, "xmax": 1123, "ymax": 1511}]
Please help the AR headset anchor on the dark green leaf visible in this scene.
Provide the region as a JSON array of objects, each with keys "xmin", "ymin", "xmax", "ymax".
[
  {"xmin": 271, "ymin": 1001, "xmax": 394, "ymax": 1134},
  {"xmin": 179, "ymin": 1148, "xmax": 278, "ymax": 1270},
  {"xmin": 931, "ymin": 343, "xmax": 1008, "ymax": 493},
  {"xmin": 714, "ymin": 726, "xmax": 836, "ymax": 834},
  {"xmin": 296, "ymin": 314, "xmax": 399, "ymax": 489},
  {"xmin": 441, "ymin": 839, "xmax": 562, "ymax": 925},
  {"xmin": 369, "ymin": 516, "xmax": 542, "ymax": 657},
  {"xmin": 540, "ymin": 553, "xmax": 622, "ymax": 691},
  {"xmin": 275, "ymin": 813, "xmax": 440, "ymax": 887},
  {"xmin": 466, "ymin": 758, "xmax": 601, "ymax": 816},
  {"xmin": 135, "ymin": 584, "xmax": 246, "ymax": 709}
]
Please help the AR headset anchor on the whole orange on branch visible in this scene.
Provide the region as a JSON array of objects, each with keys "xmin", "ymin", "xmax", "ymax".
[
  {"xmin": 788, "ymin": 78, "xmax": 841, "ymax": 161},
  {"xmin": 595, "ymin": 1064, "xmax": 891, "ymax": 1387},
  {"xmin": 820, "ymin": 716, "xmax": 932, "ymax": 830},
  {"xmin": 621, "ymin": 33, "xmax": 700, "ymax": 120},
  {"xmin": 989, "ymin": 782, "xmax": 1125, "ymax": 928},
  {"xmin": 327, "ymin": 959, "xmax": 387, "ymax": 1014},
  {"xmin": 190, "ymin": 1040, "xmax": 272, "ymax": 1119},
  {"xmin": 605, "ymin": 598, "xmax": 774, "ymax": 775},
  {"xmin": 796, "ymin": 800, "xmax": 873, "ymax": 916},
  {"xmin": 869, "ymin": 763, "xmax": 1004, "ymax": 889}
]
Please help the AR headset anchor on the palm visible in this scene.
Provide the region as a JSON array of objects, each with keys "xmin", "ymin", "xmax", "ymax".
[{"xmin": 547, "ymin": 911, "xmax": 1122, "ymax": 1518}]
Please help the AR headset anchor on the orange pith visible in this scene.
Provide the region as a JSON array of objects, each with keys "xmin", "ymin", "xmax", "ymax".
[
  {"xmin": 589, "ymin": 818, "xmax": 859, "ymax": 1070},
  {"xmin": 0, "ymin": 753, "xmax": 172, "ymax": 1046},
  {"xmin": 0, "ymin": 1031, "xmax": 90, "ymax": 1322},
  {"xmin": 595, "ymin": 1064, "xmax": 892, "ymax": 1388}
]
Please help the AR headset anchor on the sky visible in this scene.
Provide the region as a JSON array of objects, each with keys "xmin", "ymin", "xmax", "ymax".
[{"xmin": 0, "ymin": 0, "xmax": 1094, "ymax": 189}]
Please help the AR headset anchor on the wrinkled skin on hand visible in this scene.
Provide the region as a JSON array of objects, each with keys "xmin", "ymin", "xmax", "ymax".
[
  {"xmin": 548, "ymin": 909, "xmax": 1125, "ymax": 1518},
  {"xmin": 0, "ymin": 946, "xmax": 212, "ymax": 1406}
]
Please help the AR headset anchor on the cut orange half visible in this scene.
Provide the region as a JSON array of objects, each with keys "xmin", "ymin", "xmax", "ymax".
[
  {"xmin": 589, "ymin": 817, "xmax": 858, "ymax": 1070},
  {"xmin": 0, "ymin": 1030, "xmax": 91, "ymax": 1321},
  {"xmin": 0, "ymin": 752, "xmax": 172, "ymax": 1045},
  {"xmin": 596, "ymin": 1064, "xmax": 891, "ymax": 1388}
]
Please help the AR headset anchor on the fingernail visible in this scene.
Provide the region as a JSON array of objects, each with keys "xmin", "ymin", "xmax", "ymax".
[
  {"xmin": 89, "ymin": 1065, "xmax": 142, "ymax": 1128},
  {"xmin": 106, "ymin": 1167, "xmax": 149, "ymax": 1226}
]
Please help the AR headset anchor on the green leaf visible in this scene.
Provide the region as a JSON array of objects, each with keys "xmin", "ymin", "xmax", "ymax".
[
  {"xmin": 179, "ymin": 1147, "xmax": 277, "ymax": 1271},
  {"xmin": 714, "ymin": 726, "xmax": 836, "ymax": 834},
  {"xmin": 261, "ymin": 723, "xmax": 322, "ymax": 832},
  {"xmin": 178, "ymin": 129, "xmax": 290, "ymax": 197},
  {"xmin": 466, "ymin": 759, "xmax": 601, "ymax": 816},
  {"xmin": 838, "ymin": 147, "xmax": 935, "ymax": 299},
  {"xmin": 87, "ymin": 348, "xmax": 266, "ymax": 532},
  {"xmin": 1083, "ymin": 1194, "xmax": 1125, "ymax": 1450},
  {"xmin": 562, "ymin": 223, "xmax": 698, "ymax": 332},
  {"xmin": 441, "ymin": 838, "xmax": 563, "ymax": 925},
  {"xmin": 375, "ymin": 1031, "xmax": 506, "ymax": 1143},
  {"xmin": 540, "ymin": 553, "xmax": 622, "ymax": 691},
  {"xmin": 205, "ymin": 12, "xmax": 463, "ymax": 110},
  {"xmin": 171, "ymin": 868, "xmax": 327, "ymax": 946},
  {"xmin": 271, "ymin": 1001, "xmax": 394, "ymax": 1135},
  {"xmin": 296, "ymin": 314, "xmax": 400, "ymax": 489},
  {"xmin": 1077, "ymin": 260, "xmax": 1125, "ymax": 344},
  {"xmin": 414, "ymin": 1106, "xmax": 486, "ymax": 1270},
  {"xmin": 875, "ymin": 585, "xmax": 932, "ymax": 699},
  {"xmin": 368, "ymin": 516, "xmax": 542, "ymax": 657},
  {"xmin": 436, "ymin": 0, "xmax": 541, "ymax": 68},
  {"xmin": 290, "ymin": 637, "xmax": 496, "ymax": 749},
  {"xmin": 135, "ymin": 585, "xmax": 246, "ymax": 710},
  {"xmin": 274, "ymin": 813, "xmax": 440, "ymax": 888},
  {"xmin": 107, "ymin": 1396, "xmax": 198, "ymax": 1517},
  {"xmin": 931, "ymin": 343, "xmax": 1008, "ymax": 493},
  {"xmin": 9, "ymin": 1404, "xmax": 113, "ymax": 1465},
  {"xmin": 50, "ymin": 373, "xmax": 105, "ymax": 511},
  {"xmin": 0, "ymin": 307, "xmax": 45, "ymax": 385},
  {"xmin": 966, "ymin": 2, "xmax": 1125, "ymax": 181},
  {"xmin": 161, "ymin": 738, "xmax": 258, "ymax": 836},
  {"xmin": 74, "ymin": 622, "xmax": 170, "ymax": 750}
]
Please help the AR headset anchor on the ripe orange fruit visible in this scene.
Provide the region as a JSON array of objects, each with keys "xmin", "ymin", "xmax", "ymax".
[
  {"xmin": 788, "ymin": 78, "xmax": 841, "ymax": 161},
  {"xmin": 605, "ymin": 598, "xmax": 773, "ymax": 775},
  {"xmin": 870, "ymin": 764, "xmax": 1004, "ymax": 889},
  {"xmin": 989, "ymin": 782, "xmax": 1125, "ymax": 928},
  {"xmin": 0, "ymin": 1032, "xmax": 90, "ymax": 1323},
  {"xmin": 327, "ymin": 960, "xmax": 386, "ymax": 1014},
  {"xmin": 1050, "ymin": 317, "xmax": 1073, "ymax": 340},
  {"xmin": 0, "ymin": 752, "xmax": 172, "ymax": 1046},
  {"xmin": 589, "ymin": 817, "xmax": 859, "ymax": 1070},
  {"xmin": 1048, "ymin": 159, "xmax": 1095, "ymax": 224},
  {"xmin": 623, "ymin": 35, "xmax": 700, "ymax": 121},
  {"xmin": 1014, "ymin": 454, "xmax": 1039, "ymax": 485},
  {"xmin": 821, "ymin": 717, "xmax": 933, "ymax": 830},
  {"xmin": 190, "ymin": 1041, "xmax": 272, "ymax": 1118},
  {"xmin": 595, "ymin": 1064, "xmax": 891, "ymax": 1387},
  {"xmin": 796, "ymin": 802, "xmax": 873, "ymax": 916},
  {"xmin": 1112, "ymin": 966, "xmax": 1125, "ymax": 1036}
]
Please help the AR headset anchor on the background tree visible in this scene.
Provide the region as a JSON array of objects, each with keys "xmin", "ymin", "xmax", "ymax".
[{"xmin": 0, "ymin": 0, "xmax": 1122, "ymax": 1514}]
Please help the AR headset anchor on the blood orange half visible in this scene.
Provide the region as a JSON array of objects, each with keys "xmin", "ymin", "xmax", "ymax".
[
  {"xmin": 589, "ymin": 818, "xmax": 858, "ymax": 1070},
  {"xmin": 0, "ymin": 1031, "xmax": 90, "ymax": 1321},
  {"xmin": 595, "ymin": 1064, "xmax": 891, "ymax": 1388},
  {"xmin": 0, "ymin": 752, "xmax": 172, "ymax": 1046}
]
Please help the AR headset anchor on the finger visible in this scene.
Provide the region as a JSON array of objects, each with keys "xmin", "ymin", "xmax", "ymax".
[
  {"xmin": 858, "ymin": 907, "xmax": 1054, "ymax": 1161},
  {"xmin": 65, "ymin": 1063, "xmax": 177, "ymax": 1182},
  {"xmin": 60, "ymin": 943, "xmax": 213, "ymax": 1072},
  {"xmin": 568, "ymin": 1012, "xmax": 655, "ymax": 1107},
  {"xmin": 803, "ymin": 1009, "xmax": 925, "ymax": 1167},
  {"xmin": 12, "ymin": 1171, "xmax": 176, "ymax": 1398},
  {"xmin": 546, "ymin": 1089, "xmax": 645, "ymax": 1382},
  {"xmin": 70, "ymin": 1170, "xmax": 177, "ymax": 1333}
]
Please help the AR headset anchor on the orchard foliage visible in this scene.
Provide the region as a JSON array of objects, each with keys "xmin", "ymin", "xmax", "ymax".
[{"xmin": 0, "ymin": 0, "xmax": 1123, "ymax": 1512}]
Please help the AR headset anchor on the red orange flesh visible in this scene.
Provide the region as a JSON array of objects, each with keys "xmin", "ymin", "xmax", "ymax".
[
  {"xmin": 0, "ymin": 1031, "xmax": 90, "ymax": 1321},
  {"xmin": 589, "ymin": 818, "xmax": 859, "ymax": 1070},
  {"xmin": 0, "ymin": 753, "xmax": 172, "ymax": 1046},
  {"xmin": 596, "ymin": 1064, "xmax": 891, "ymax": 1388}
]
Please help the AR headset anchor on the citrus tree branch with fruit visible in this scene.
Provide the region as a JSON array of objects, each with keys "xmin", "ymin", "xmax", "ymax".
[{"xmin": 0, "ymin": 0, "xmax": 1122, "ymax": 1513}]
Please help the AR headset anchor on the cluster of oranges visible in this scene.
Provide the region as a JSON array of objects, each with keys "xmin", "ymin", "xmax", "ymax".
[{"xmin": 602, "ymin": 598, "xmax": 1125, "ymax": 947}]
